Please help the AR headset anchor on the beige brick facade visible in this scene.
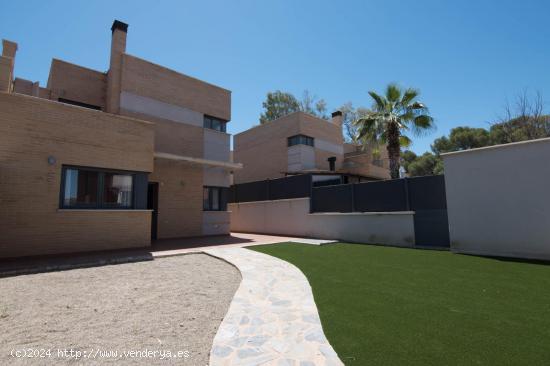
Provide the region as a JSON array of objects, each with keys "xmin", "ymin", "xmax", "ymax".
[
  {"xmin": 149, "ymin": 159, "xmax": 204, "ymax": 239},
  {"xmin": 120, "ymin": 54, "xmax": 231, "ymax": 121},
  {"xmin": 0, "ymin": 93, "xmax": 154, "ymax": 258},
  {"xmin": 47, "ymin": 59, "xmax": 107, "ymax": 109},
  {"xmin": 0, "ymin": 20, "xmax": 234, "ymax": 258},
  {"xmin": 233, "ymin": 112, "xmax": 389, "ymax": 183}
]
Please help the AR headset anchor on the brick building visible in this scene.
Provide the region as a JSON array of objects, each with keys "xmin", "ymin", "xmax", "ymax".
[
  {"xmin": 232, "ymin": 111, "xmax": 390, "ymax": 185},
  {"xmin": 0, "ymin": 20, "xmax": 240, "ymax": 258}
]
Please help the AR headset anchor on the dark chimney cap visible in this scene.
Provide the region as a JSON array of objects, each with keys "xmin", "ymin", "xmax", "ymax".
[
  {"xmin": 111, "ymin": 20, "xmax": 129, "ymax": 33},
  {"xmin": 331, "ymin": 110, "xmax": 343, "ymax": 118}
]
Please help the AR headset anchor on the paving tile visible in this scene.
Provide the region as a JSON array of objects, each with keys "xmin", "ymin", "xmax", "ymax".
[{"xmin": 205, "ymin": 247, "xmax": 343, "ymax": 366}]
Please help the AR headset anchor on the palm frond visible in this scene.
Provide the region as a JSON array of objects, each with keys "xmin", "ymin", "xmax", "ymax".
[
  {"xmin": 410, "ymin": 114, "xmax": 435, "ymax": 136},
  {"xmin": 386, "ymin": 83, "xmax": 401, "ymax": 103},
  {"xmin": 408, "ymin": 101, "xmax": 427, "ymax": 110},
  {"xmin": 414, "ymin": 114, "xmax": 434, "ymax": 128},
  {"xmin": 368, "ymin": 91, "xmax": 386, "ymax": 111},
  {"xmin": 399, "ymin": 135, "xmax": 413, "ymax": 148},
  {"xmin": 401, "ymin": 88, "xmax": 419, "ymax": 106}
]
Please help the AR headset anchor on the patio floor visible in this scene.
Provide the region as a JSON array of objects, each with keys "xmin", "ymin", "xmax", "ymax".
[{"xmin": 0, "ymin": 233, "xmax": 334, "ymax": 277}]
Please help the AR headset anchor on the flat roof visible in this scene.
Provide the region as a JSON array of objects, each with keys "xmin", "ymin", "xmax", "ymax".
[{"xmin": 441, "ymin": 136, "xmax": 550, "ymax": 157}]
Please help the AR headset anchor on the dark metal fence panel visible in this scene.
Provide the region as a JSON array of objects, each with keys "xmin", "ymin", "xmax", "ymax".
[
  {"xmin": 233, "ymin": 180, "xmax": 269, "ymax": 202},
  {"xmin": 353, "ymin": 179, "xmax": 408, "ymax": 212},
  {"xmin": 311, "ymin": 184, "xmax": 353, "ymax": 212},
  {"xmin": 407, "ymin": 175, "xmax": 447, "ymax": 210},
  {"xmin": 413, "ymin": 209, "xmax": 450, "ymax": 247},
  {"xmin": 229, "ymin": 174, "xmax": 312, "ymax": 203},
  {"xmin": 268, "ymin": 174, "xmax": 312, "ymax": 200}
]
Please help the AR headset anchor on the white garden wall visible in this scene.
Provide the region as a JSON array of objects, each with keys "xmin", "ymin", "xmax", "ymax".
[
  {"xmin": 229, "ymin": 198, "xmax": 415, "ymax": 247},
  {"xmin": 442, "ymin": 137, "xmax": 550, "ymax": 260}
]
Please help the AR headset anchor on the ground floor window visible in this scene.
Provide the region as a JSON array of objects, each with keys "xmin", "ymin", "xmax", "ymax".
[
  {"xmin": 203, "ymin": 186, "xmax": 228, "ymax": 211},
  {"xmin": 61, "ymin": 166, "xmax": 136, "ymax": 209}
]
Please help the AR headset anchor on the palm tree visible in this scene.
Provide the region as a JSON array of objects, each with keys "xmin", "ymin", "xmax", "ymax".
[{"xmin": 353, "ymin": 84, "xmax": 434, "ymax": 179}]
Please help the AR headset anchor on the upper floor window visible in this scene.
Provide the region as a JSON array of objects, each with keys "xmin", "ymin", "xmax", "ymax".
[
  {"xmin": 61, "ymin": 166, "xmax": 134, "ymax": 209},
  {"xmin": 204, "ymin": 115, "xmax": 227, "ymax": 133},
  {"xmin": 288, "ymin": 134, "xmax": 314, "ymax": 147},
  {"xmin": 203, "ymin": 186, "xmax": 228, "ymax": 211}
]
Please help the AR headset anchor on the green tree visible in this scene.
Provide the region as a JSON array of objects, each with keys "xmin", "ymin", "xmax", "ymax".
[
  {"xmin": 403, "ymin": 91, "xmax": 548, "ymax": 177},
  {"xmin": 300, "ymin": 90, "xmax": 328, "ymax": 120},
  {"xmin": 340, "ymin": 102, "xmax": 371, "ymax": 142},
  {"xmin": 490, "ymin": 90, "xmax": 550, "ymax": 143},
  {"xmin": 259, "ymin": 90, "xmax": 329, "ymax": 124},
  {"xmin": 400, "ymin": 150, "xmax": 418, "ymax": 173},
  {"xmin": 431, "ymin": 127, "xmax": 491, "ymax": 154},
  {"xmin": 407, "ymin": 152, "xmax": 444, "ymax": 176},
  {"xmin": 354, "ymin": 83, "xmax": 434, "ymax": 179},
  {"xmin": 259, "ymin": 91, "xmax": 300, "ymax": 124}
]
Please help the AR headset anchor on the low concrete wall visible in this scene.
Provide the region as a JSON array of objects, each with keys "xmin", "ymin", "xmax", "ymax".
[
  {"xmin": 442, "ymin": 138, "xmax": 550, "ymax": 260},
  {"xmin": 229, "ymin": 198, "xmax": 415, "ymax": 247}
]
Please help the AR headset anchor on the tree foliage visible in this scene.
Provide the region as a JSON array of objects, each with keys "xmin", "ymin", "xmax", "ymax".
[
  {"xmin": 404, "ymin": 90, "xmax": 549, "ymax": 177},
  {"xmin": 339, "ymin": 102, "xmax": 371, "ymax": 142},
  {"xmin": 259, "ymin": 90, "xmax": 328, "ymax": 124}
]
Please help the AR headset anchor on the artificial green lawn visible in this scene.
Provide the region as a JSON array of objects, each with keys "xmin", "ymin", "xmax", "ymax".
[{"xmin": 249, "ymin": 243, "xmax": 550, "ymax": 365}]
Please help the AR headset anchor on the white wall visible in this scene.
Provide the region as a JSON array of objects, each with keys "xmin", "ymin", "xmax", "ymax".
[
  {"xmin": 204, "ymin": 129, "xmax": 230, "ymax": 162},
  {"xmin": 287, "ymin": 145, "xmax": 315, "ymax": 172},
  {"xmin": 120, "ymin": 91, "xmax": 203, "ymax": 127},
  {"xmin": 203, "ymin": 129, "xmax": 231, "ymax": 186},
  {"xmin": 203, "ymin": 211, "xmax": 230, "ymax": 235},
  {"xmin": 229, "ymin": 198, "xmax": 415, "ymax": 247},
  {"xmin": 442, "ymin": 138, "xmax": 550, "ymax": 260},
  {"xmin": 315, "ymin": 138, "xmax": 344, "ymax": 155}
]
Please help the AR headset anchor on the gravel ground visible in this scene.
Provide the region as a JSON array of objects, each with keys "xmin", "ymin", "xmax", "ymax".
[{"xmin": 0, "ymin": 254, "xmax": 241, "ymax": 365}]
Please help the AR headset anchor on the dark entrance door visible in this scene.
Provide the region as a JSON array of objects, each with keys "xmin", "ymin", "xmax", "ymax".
[{"xmin": 147, "ymin": 182, "xmax": 159, "ymax": 241}]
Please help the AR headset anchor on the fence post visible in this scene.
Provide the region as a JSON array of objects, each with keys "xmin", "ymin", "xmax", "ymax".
[
  {"xmin": 404, "ymin": 177, "xmax": 411, "ymax": 211},
  {"xmin": 351, "ymin": 183, "xmax": 356, "ymax": 212},
  {"xmin": 308, "ymin": 174, "xmax": 313, "ymax": 213}
]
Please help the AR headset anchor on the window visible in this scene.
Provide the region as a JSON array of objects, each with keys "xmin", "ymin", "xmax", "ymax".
[
  {"xmin": 288, "ymin": 134, "xmax": 314, "ymax": 147},
  {"xmin": 203, "ymin": 115, "xmax": 227, "ymax": 133},
  {"xmin": 61, "ymin": 166, "xmax": 135, "ymax": 209},
  {"xmin": 58, "ymin": 98, "xmax": 101, "ymax": 111},
  {"xmin": 103, "ymin": 173, "xmax": 133, "ymax": 207},
  {"xmin": 203, "ymin": 186, "xmax": 227, "ymax": 211}
]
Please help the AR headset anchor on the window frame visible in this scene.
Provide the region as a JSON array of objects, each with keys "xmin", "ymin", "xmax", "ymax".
[
  {"xmin": 59, "ymin": 165, "xmax": 136, "ymax": 210},
  {"xmin": 203, "ymin": 115, "xmax": 228, "ymax": 133},
  {"xmin": 288, "ymin": 134, "xmax": 314, "ymax": 147},
  {"xmin": 203, "ymin": 186, "xmax": 227, "ymax": 211}
]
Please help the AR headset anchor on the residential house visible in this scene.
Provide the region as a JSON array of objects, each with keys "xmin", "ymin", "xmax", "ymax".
[
  {"xmin": 0, "ymin": 20, "xmax": 240, "ymax": 258},
  {"xmin": 232, "ymin": 111, "xmax": 390, "ymax": 185}
]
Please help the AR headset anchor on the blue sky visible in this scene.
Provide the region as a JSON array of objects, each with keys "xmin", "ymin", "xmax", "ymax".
[{"xmin": 2, "ymin": 0, "xmax": 549, "ymax": 153}]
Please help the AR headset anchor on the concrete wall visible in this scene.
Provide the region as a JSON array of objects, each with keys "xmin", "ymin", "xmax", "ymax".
[
  {"xmin": 442, "ymin": 138, "xmax": 550, "ymax": 260},
  {"xmin": 0, "ymin": 92, "xmax": 154, "ymax": 258},
  {"xmin": 229, "ymin": 198, "xmax": 415, "ymax": 247}
]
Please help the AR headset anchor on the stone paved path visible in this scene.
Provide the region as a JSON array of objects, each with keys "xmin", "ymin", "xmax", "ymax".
[{"xmin": 204, "ymin": 247, "xmax": 343, "ymax": 366}]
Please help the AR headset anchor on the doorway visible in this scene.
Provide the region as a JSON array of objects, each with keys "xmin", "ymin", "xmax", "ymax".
[{"xmin": 147, "ymin": 182, "xmax": 159, "ymax": 241}]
